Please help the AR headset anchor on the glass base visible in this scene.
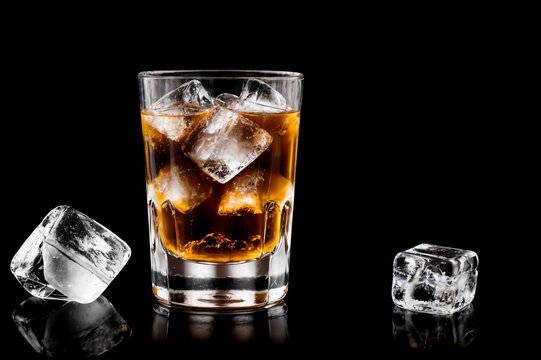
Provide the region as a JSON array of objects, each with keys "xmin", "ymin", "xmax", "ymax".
[
  {"xmin": 151, "ymin": 259, "xmax": 288, "ymax": 308},
  {"xmin": 153, "ymin": 285, "xmax": 288, "ymax": 309},
  {"xmin": 151, "ymin": 248, "xmax": 289, "ymax": 309}
]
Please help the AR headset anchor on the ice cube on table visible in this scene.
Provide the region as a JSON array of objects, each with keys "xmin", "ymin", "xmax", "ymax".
[
  {"xmin": 10, "ymin": 205, "xmax": 131, "ymax": 303},
  {"xmin": 40, "ymin": 206, "xmax": 131, "ymax": 304},
  {"xmin": 12, "ymin": 296, "xmax": 131, "ymax": 358},
  {"xmin": 151, "ymin": 79, "xmax": 213, "ymax": 110},
  {"xmin": 152, "ymin": 163, "xmax": 213, "ymax": 213},
  {"xmin": 238, "ymin": 79, "xmax": 288, "ymax": 113},
  {"xmin": 10, "ymin": 208, "xmax": 68, "ymax": 300},
  {"xmin": 218, "ymin": 169, "xmax": 265, "ymax": 215},
  {"xmin": 392, "ymin": 244, "xmax": 478, "ymax": 315},
  {"xmin": 182, "ymin": 106, "xmax": 273, "ymax": 184}
]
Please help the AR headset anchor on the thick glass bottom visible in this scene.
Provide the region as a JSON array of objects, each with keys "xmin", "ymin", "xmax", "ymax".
[
  {"xmin": 153, "ymin": 285, "xmax": 288, "ymax": 309},
  {"xmin": 150, "ymin": 240, "xmax": 289, "ymax": 309}
]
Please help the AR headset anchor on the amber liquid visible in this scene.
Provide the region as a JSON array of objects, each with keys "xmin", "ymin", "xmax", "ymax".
[{"xmin": 142, "ymin": 108, "xmax": 300, "ymax": 263}]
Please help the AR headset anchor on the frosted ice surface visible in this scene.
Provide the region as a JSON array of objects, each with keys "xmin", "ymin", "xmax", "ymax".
[
  {"xmin": 182, "ymin": 106, "xmax": 272, "ymax": 184},
  {"xmin": 392, "ymin": 244, "xmax": 478, "ymax": 315},
  {"xmin": 151, "ymin": 163, "xmax": 212, "ymax": 213},
  {"xmin": 218, "ymin": 169, "xmax": 265, "ymax": 215},
  {"xmin": 238, "ymin": 79, "xmax": 287, "ymax": 113},
  {"xmin": 12, "ymin": 296, "xmax": 131, "ymax": 358}
]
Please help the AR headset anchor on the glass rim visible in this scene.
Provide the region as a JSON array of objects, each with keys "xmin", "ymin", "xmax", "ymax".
[{"xmin": 138, "ymin": 69, "xmax": 304, "ymax": 81}]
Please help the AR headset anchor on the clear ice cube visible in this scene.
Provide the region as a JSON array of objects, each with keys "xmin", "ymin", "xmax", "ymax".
[
  {"xmin": 182, "ymin": 106, "xmax": 273, "ymax": 184},
  {"xmin": 40, "ymin": 206, "xmax": 131, "ymax": 303},
  {"xmin": 151, "ymin": 79, "xmax": 213, "ymax": 110},
  {"xmin": 142, "ymin": 80, "xmax": 213, "ymax": 143},
  {"xmin": 392, "ymin": 244, "xmax": 478, "ymax": 315},
  {"xmin": 238, "ymin": 79, "xmax": 288, "ymax": 113},
  {"xmin": 215, "ymin": 93, "xmax": 240, "ymax": 110},
  {"xmin": 10, "ymin": 208, "xmax": 67, "ymax": 300},
  {"xmin": 218, "ymin": 169, "xmax": 265, "ymax": 215},
  {"xmin": 142, "ymin": 107, "xmax": 209, "ymax": 143},
  {"xmin": 152, "ymin": 162, "xmax": 213, "ymax": 213},
  {"xmin": 10, "ymin": 206, "xmax": 131, "ymax": 303},
  {"xmin": 12, "ymin": 296, "xmax": 131, "ymax": 358}
]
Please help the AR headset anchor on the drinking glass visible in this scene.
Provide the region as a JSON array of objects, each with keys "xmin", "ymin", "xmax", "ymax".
[{"xmin": 139, "ymin": 70, "xmax": 303, "ymax": 308}]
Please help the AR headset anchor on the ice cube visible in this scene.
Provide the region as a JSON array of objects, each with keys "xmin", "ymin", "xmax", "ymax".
[
  {"xmin": 215, "ymin": 93, "xmax": 240, "ymax": 110},
  {"xmin": 392, "ymin": 244, "xmax": 478, "ymax": 315},
  {"xmin": 238, "ymin": 79, "xmax": 287, "ymax": 113},
  {"xmin": 218, "ymin": 169, "xmax": 265, "ymax": 215},
  {"xmin": 10, "ymin": 208, "xmax": 67, "ymax": 300},
  {"xmin": 151, "ymin": 79, "xmax": 213, "ymax": 110},
  {"xmin": 152, "ymin": 162, "xmax": 213, "ymax": 213},
  {"xmin": 182, "ymin": 107, "xmax": 273, "ymax": 183},
  {"xmin": 142, "ymin": 107, "xmax": 210, "ymax": 143},
  {"xmin": 12, "ymin": 205, "xmax": 132, "ymax": 304},
  {"xmin": 40, "ymin": 206, "xmax": 131, "ymax": 304},
  {"xmin": 13, "ymin": 296, "xmax": 131, "ymax": 358}
]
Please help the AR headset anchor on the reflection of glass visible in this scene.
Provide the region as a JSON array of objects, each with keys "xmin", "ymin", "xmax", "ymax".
[
  {"xmin": 392, "ymin": 305, "xmax": 476, "ymax": 349},
  {"xmin": 152, "ymin": 301, "xmax": 288, "ymax": 345},
  {"xmin": 13, "ymin": 296, "xmax": 131, "ymax": 359}
]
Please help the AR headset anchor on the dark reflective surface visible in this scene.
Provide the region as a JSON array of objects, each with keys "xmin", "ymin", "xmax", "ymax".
[
  {"xmin": 13, "ymin": 297, "xmax": 131, "ymax": 359},
  {"xmin": 151, "ymin": 301, "xmax": 288, "ymax": 353},
  {"xmin": 392, "ymin": 305, "xmax": 476, "ymax": 350}
]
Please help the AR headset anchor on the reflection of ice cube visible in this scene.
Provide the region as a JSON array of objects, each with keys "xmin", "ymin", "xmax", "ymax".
[
  {"xmin": 393, "ymin": 305, "xmax": 476, "ymax": 349},
  {"xmin": 13, "ymin": 296, "xmax": 131, "ymax": 359},
  {"xmin": 183, "ymin": 107, "xmax": 273, "ymax": 184},
  {"xmin": 152, "ymin": 163, "xmax": 212, "ymax": 213},
  {"xmin": 238, "ymin": 79, "xmax": 287, "ymax": 113},
  {"xmin": 151, "ymin": 79, "xmax": 213, "ymax": 110},
  {"xmin": 36, "ymin": 206, "xmax": 131, "ymax": 304},
  {"xmin": 10, "ymin": 208, "xmax": 67, "ymax": 300},
  {"xmin": 218, "ymin": 169, "xmax": 265, "ymax": 215}
]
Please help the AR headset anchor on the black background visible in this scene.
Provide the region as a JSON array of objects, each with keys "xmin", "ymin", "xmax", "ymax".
[{"xmin": 0, "ymin": 8, "xmax": 533, "ymax": 359}]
